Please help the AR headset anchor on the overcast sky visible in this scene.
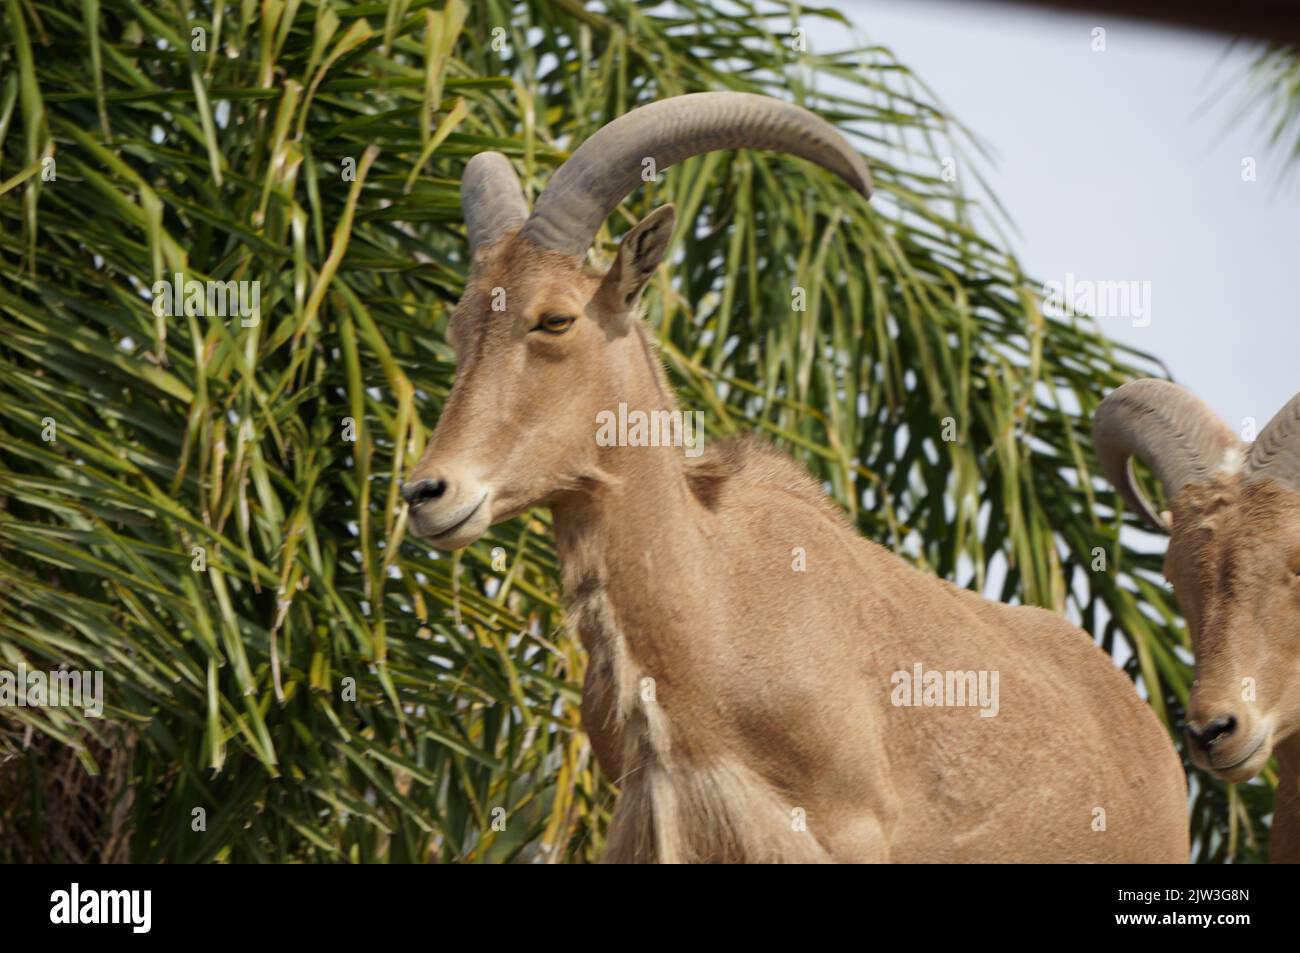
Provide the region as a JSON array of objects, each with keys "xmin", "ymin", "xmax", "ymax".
[{"xmin": 811, "ymin": 0, "xmax": 1300, "ymax": 434}]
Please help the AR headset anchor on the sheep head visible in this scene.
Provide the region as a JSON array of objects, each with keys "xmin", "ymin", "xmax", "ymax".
[
  {"xmin": 402, "ymin": 92, "xmax": 871, "ymax": 549},
  {"xmin": 1094, "ymin": 379, "xmax": 1300, "ymax": 781}
]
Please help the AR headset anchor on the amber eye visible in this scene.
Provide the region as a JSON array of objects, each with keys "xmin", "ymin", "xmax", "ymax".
[{"xmin": 534, "ymin": 313, "xmax": 576, "ymax": 335}]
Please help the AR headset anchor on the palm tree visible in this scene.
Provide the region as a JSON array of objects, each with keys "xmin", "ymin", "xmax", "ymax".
[
  {"xmin": 0, "ymin": 0, "xmax": 1267, "ymax": 862},
  {"xmin": 1242, "ymin": 43, "xmax": 1300, "ymax": 183}
]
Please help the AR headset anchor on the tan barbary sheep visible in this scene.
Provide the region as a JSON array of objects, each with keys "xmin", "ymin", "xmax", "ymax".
[
  {"xmin": 404, "ymin": 93, "xmax": 1188, "ymax": 863},
  {"xmin": 1095, "ymin": 378, "xmax": 1300, "ymax": 862}
]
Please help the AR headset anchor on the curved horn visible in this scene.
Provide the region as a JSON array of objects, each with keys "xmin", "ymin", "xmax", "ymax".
[
  {"xmin": 1245, "ymin": 391, "xmax": 1300, "ymax": 491},
  {"xmin": 1092, "ymin": 379, "xmax": 1242, "ymax": 532},
  {"xmin": 462, "ymin": 152, "xmax": 528, "ymax": 253},
  {"xmin": 519, "ymin": 92, "xmax": 872, "ymax": 256}
]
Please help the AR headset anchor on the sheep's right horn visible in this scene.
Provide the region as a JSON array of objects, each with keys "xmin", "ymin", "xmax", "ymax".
[
  {"xmin": 519, "ymin": 92, "xmax": 872, "ymax": 257},
  {"xmin": 1092, "ymin": 379, "xmax": 1242, "ymax": 532},
  {"xmin": 462, "ymin": 152, "xmax": 529, "ymax": 253},
  {"xmin": 1245, "ymin": 391, "xmax": 1300, "ymax": 491}
]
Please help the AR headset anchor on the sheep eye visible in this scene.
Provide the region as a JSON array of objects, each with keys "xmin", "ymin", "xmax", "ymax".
[{"xmin": 534, "ymin": 314, "xmax": 575, "ymax": 335}]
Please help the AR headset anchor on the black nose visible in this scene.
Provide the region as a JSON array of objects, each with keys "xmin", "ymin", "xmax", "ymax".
[
  {"xmin": 1186, "ymin": 715, "xmax": 1237, "ymax": 752},
  {"xmin": 401, "ymin": 478, "xmax": 447, "ymax": 506}
]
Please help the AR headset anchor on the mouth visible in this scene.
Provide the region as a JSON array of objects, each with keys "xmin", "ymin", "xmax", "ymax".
[
  {"xmin": 1207, "ymin": 728, "xmax": 1271, "ymax": 781},
  {"xmin": 411, "ymin": 492, "xmax": 488, "ymax": 542}
]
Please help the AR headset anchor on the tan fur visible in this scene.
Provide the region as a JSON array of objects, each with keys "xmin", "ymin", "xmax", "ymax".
[
  {"xmin": 406, "ymin": 230, "xmax": 1188, "ymax": 863},
  {"xmin": 1162, "ymin": 477, "xmax": 1300, "ymax": 862}
]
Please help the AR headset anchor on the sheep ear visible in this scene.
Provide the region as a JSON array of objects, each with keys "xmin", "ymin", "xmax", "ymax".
[{"xmin": 597, "ymin": 205, "xmax": 676, "ymax": 320}]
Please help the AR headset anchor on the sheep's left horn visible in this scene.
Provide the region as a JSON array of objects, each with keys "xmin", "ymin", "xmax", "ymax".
[
  {"xmin": 462, "ymin": 152, "xmax": 528, "ymax": 253},
  {"xmin": 1245, "ymin": 391, "xmax": 1300, "ymax": 491},
  {"xmin": 1092, "ymin": 379, "xmax": 1242, "ymax": 532},
  {"xmin": 519, "ymin": 92, "xmax": 872, "ymax": 257}
]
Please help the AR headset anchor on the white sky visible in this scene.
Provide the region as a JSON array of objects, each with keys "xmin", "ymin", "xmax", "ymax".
[{"xmin": 814, "ymin": 0, "xmax": 1300, "ymax": 434}]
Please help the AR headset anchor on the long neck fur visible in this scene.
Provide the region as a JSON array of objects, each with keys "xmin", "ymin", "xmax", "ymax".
[{"xmin": 547, "ymin": 325, "xmax": 829, "ymax": 862}]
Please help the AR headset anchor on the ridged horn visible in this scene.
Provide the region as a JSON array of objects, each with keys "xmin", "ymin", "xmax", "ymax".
[
  {"xmin": 518, "ymin": 92, "xmax": 872, "ymax": 257},
  {"xmin": 1245, "ymin": 391, "xmax": 1300, "ymax": 491},
  {"xmin": 1092, "ymin": 379, "xmax": 1242, "ymax": 532},
  {"xmin": 462, "ymin": 152, "xmax": 528, "ymax": 252}
]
